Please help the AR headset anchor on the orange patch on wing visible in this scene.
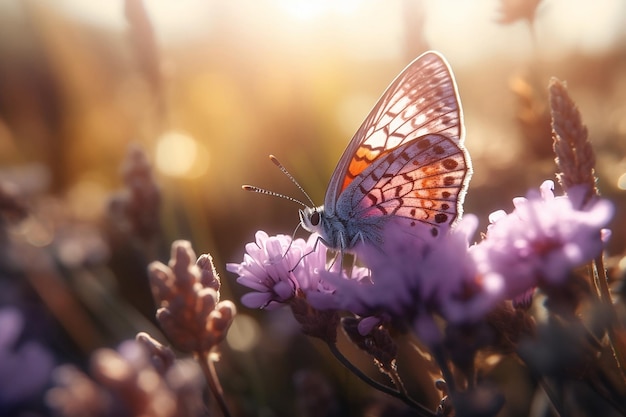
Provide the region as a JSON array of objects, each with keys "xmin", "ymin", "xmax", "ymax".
[{"xmin": 340, "ymin": 146, "xmax": 390, "ymax": 192}]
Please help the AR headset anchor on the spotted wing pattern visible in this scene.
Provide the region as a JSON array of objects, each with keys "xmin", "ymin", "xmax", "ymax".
[
  {"xmin": 325, "ymin": 51, "xmax": 465, "ymax": 213},
  {"xmin": 343, "ymin": 134, "xmax": 469, "ymax": 235}
]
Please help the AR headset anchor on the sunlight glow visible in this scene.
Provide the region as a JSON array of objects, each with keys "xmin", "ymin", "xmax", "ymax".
[
  {"xmin": 617, "ymin": 172, "xmax": 626, "ymax": 190},
  {"xmin": 226, "ymin": 314, "xmax": 261, "ymax": 352},
  {"xmin": 66, "ymin": 179, "xmax": 108, "ymax": 221},
  {"xmin": 619, "ymin": 255, "xmax": 626, "ymax": 273},
  {"xmin": 155, "ymin": 130, "xmax": 208, "ymax": 178},
  {"xmin": 16, "ymin": 217, "xmax": 54, "ymax": 248},
  {"xmin": 277, "ymin": 0, "xmax": 360, "ymax": 20},
  {"xmin": 335, "ymin": 93, "xmax": 376, "ymax": 138}
]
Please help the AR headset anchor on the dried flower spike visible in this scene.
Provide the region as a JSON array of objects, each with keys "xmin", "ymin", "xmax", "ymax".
[
  {"xmin": 549, "ymin": 78, "xmax": 598, "ymax": 203},
  {"xmin": 196, "ymin": 253, "xmax": 221, "ymax": 292},
  {"xmin": 108, "ymin": 143, "xmax": 161, "ymax": 242},
  {"xmin": 46, "ymin": 340, "xmax": 204, "ymax": 417},
  {"xmin": 148, "ymin": 240, "xmax": 236, "ymax": 353},
  {"xmin": 124, "ymin": 0, "xmax": 163, "ymax": 106},
  {"xmin": 496, "ymin": 0, "xmax": 542, "ymax": 25},
  {"xmin": 135, "ymin": 331, "xmax": 176, "ymax": 375}
]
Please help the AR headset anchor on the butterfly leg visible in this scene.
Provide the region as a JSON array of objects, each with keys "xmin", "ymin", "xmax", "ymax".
[
  {"xmin": 289, "ymin": 234, "xmax": 329, "ymax": 273},
  {"xmin": 327, "ymin": 249, "xmax": 344, "ymax": 271}
]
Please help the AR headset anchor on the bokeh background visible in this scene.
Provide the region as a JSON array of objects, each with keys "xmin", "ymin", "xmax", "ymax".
[{"xmin": 1, "ymin": 0, "xmax": 626, "ymax": 416}]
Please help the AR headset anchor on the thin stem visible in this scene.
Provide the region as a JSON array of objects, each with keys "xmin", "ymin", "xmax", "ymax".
[
  {"xmin": 594, "ymin": 256, "xmax": 612, "ymax": 306},
  {"xmin": 593, "ymin": 256, "xmax": 626, "ymax": 381},
  {"xmin": 431, "ymin": 345, "xmax": 456, "ymax": 396},
  {"xmin": 327, "ymin": 342, "xmax": 435, "ymax": 417},
  {"xmin": 196, "ymin": 350, "xmax": 232, "ymax": 417},
  {"xmin": 388, "ymin": 367, "xmax": 409, "ymax": 397},
  {"xmin": 465, "ymin": 361, "xmax": 476, "ymax": 390},
  {"xmin": 536, "ymin": 377, "xmax": 565, "ymax": 417},
  {"xmin": 517, "ymin": 348, "xmax": 565, "ymax": 417}
]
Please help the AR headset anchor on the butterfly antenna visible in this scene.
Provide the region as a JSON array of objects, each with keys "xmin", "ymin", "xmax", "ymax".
[
  {"xmin": 269, "ymin": 155, "xmax": 316, "ymax": 207},
  {"xmin": 242, "ymin": 185, "xmax": 307, "ymax": 207},
  {"xmin": 282, "ymin": 222, "xmax": 302, "ymax": 261}
]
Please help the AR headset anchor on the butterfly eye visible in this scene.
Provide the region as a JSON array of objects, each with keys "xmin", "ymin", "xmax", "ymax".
[{"xmin": 310, "ymin": 211, "xmax": 320, "ymax": 226}]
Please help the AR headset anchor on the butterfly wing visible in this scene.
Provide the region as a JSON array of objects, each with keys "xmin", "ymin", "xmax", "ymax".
[
  {"xmin": 325, "ymin": 51, "xmax": 465, "ymax": 215},
  {"xmin": 338, "ymin": 133, "xmax": 470, "ymax": 237}
]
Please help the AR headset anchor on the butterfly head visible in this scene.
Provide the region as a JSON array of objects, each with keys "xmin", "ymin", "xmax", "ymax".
[{"xmin": 299, "ymin": 205, "xmax": 325, "ymax": 235}]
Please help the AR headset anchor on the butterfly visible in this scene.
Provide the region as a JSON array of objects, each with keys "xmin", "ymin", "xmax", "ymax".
[{"xmin": 247, "ymin": 51, "xmax": 471, "ymax": 253}]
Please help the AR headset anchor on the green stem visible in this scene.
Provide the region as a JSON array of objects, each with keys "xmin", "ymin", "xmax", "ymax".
[
  {"xmin": 196, "ymin": 350, "xmax": 232, "ymax": 417},
  {"xmin": 327, "ymin": 342, "xmax": 435, "ymax": 416}
]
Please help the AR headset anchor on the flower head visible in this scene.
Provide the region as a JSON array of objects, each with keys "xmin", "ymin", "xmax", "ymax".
[
  {"xmin": 470, "ymin": 180, "xmax": 613, "ymax": 301},
  {"xmin": 148, "ymin": 240, "xmax": 236, "ymax": 352},
  {"xmin": 228, "ymin": 231, "xmax": 364, "ymax": 310},
  {"xmin": 307, "ymin": 217, "xmax": 496, "ymax": 343},
  {"xmin": 227, "ymin": 231, "xmax": 303, "ymax": 309},
  {"xmin": 230, "ymin": 232, "xmax": 372, "ymax": 343}
]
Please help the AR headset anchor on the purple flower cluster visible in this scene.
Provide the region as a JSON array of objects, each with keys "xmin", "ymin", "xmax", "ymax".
[
  {"xmin": 226, "ymin": 231, "xmax": 367, "ymax": 310},
  {"xmin": 228, "ymin": 181, "xmax": 613, "ymax": 345},
  {"xmin": 471, "ymin": 181, "xmax": 613, "ymax": 302}
]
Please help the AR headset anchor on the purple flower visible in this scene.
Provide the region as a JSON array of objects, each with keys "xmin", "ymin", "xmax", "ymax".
[
  {"xmin": 303, "ymin": 236, "xmax": 372, "ymax": 296},
  {"xmin": 470, "ymin": 180, "xmax": 613, "ymax": 301},
  {"xmin": 307, "ymin": 217, "xmax": 495, "ymax": 343},
  {"xmin": 227, "ymin": 231, "xmax": 301, "ymax": 309},
  {"xmin": 420, "ymin": 215, "xmax": 500, "ymax": 325},
  {"xmin": 229, "ymin": 232, "xmax": 369, "ymax": 310},
  {"xmin": 0, "ymin": 307, "xmax": 54, "ymax": 407}
]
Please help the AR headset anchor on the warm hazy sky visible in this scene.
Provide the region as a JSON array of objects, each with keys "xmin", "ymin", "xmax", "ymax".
[{"xmin": 37, "ymin": 0, "xmax": 626, "ymax": 66}]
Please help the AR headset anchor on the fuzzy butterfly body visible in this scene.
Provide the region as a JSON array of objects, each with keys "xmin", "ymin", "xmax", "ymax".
[{"xmin": 299, "ymin": 51, "xmax": 472, "ymax": 251}]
